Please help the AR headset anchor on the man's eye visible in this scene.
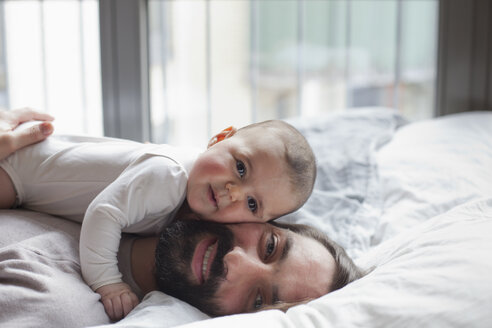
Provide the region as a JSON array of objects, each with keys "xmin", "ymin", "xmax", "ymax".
[
  {"xmin": 265, "ymin": 233, "xmax": 276, "ymax": 260},
  {"xmin": 247, "ymin": 196, "xmax": 257, "ymax": 213},
  {"xmin": 236, "ymin": 160, "xmax": 246, "ymax": 178},
  {"xmin": 254, "ymin": 293, "xmax": 263, "ymax": 310}
]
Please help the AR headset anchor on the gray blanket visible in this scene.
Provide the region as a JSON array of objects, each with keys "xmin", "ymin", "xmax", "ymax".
[{"xmin": 285, "ymin": 108, "xmax": 406, "ymax": 257}]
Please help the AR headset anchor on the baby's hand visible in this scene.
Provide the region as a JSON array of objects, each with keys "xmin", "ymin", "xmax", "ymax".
[{"xmin": 96, "ymin": 282, "xmax": 139, "ymax": 321}]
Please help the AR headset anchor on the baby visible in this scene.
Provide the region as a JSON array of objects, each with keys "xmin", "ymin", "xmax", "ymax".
[{"xmin": 0, "ymin": 119, "xmax": 316, "ymax": 320}]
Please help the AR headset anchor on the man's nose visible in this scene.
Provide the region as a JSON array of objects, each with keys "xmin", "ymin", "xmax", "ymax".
[
  {"xmin": 225, "ymin": 182, "xmax": 245, "ymax": 202},
  {"xmin": 224, "ymin": 246, "xmax": 269, "ymax": 282}
]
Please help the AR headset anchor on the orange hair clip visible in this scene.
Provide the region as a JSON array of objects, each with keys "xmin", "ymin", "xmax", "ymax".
[{"xmin": 216, "ymin": 126, "xmax": 233, "ymax": 142}]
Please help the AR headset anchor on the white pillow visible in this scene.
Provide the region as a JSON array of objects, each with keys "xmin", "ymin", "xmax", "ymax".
[
  {"xmin": 375, "ymin": 111, "xmax": 492, "ymax": 243},
  {"xmin": 95, "ymin": 292, "xmax": 209, "ymax": 328}
]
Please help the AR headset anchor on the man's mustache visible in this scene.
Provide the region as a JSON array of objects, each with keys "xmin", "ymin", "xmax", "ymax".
[
  {"xmin": 207, "ymin": 235, "xmax": 232, "ymax": 283},
  {"xmin": 155, "ymin": 219, "xmax": 235, "ymax": 315}
]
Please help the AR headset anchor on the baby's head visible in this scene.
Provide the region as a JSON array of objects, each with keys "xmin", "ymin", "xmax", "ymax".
[{"xmin": 187, "ymin": 120, "xmax": 316, "ymax": 223}]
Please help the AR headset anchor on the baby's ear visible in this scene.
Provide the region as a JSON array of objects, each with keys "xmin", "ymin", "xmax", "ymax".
[{"xmin": 207, "ymin": 126, "xmax": 237, "ymax": 148}]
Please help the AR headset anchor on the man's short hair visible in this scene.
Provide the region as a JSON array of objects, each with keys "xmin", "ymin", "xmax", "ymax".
[{"xmin": 237, "ymin": 120, "xmax": 317, "ymax": 213}]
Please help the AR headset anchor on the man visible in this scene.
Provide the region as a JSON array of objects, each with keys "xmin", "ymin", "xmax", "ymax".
[{"xmin": 120, "ymin": 219, "xmax": 363, "ymax": 319}]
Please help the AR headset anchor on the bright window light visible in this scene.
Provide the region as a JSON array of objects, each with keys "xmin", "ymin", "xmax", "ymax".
[{"xmin": 0, "ymin": 0, "xmax": 102, "ymax": 136}]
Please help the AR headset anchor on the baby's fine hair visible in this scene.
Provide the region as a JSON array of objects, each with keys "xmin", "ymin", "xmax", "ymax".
[{"xmin": 237, "ymin": 120, "xmax": 316, "ymax": 213}]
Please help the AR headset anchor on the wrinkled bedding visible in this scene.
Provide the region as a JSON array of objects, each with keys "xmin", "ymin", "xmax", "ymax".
[
  {"xmin": 282, "ymin": 108, "xmax": 407, "ymax": 258},
  {"xmin": 1, "ymin": 108, "xmax": 491, "ymax": 328},
  {"xmin": 0, "ymin": 210, "xmax": 109, "ymax": 327},
  {"xmin": 374, "ymin": 111, "xmax": 492, "ymax": 242}
]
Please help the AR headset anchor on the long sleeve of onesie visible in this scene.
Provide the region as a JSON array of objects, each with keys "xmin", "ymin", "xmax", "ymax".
[{"xmin": 79, "ymin": 154, "xmax": 188, "ymax": 291}]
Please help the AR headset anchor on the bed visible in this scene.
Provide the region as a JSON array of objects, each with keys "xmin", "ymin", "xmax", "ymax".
[{"xmin": 1, "ymin": 108, "xmax": 491, "ymax": 328}]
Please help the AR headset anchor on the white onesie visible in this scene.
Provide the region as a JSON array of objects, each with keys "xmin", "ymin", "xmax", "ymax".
[{"xmin": 0, "ymin": 134, "xmax": 200, "ymax": 291}]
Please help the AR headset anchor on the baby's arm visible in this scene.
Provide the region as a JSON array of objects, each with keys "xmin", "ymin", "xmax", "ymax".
[{"xmin": 80, "ymin": 155, "xmax": 188, "ymax": 321}]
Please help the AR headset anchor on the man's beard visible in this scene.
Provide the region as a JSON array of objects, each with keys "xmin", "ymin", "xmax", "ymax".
[{"xmin": 154, "ymin": 219, "xmax": 234, "ymax": 316}]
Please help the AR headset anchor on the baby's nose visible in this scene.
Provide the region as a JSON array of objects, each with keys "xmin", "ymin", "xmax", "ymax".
[{"xmin": 226, "ymin": 183, "xmax": 244, "ymax": 202}]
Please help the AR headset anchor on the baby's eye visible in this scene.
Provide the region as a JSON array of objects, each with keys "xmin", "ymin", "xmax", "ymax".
[
  {"xmin": 236, "ymin": 160, "xmax": 246, "ymax": 178},
  {"xmin": 247, "ymin": 196, "xmax": 257, "ymax": 213},
  {"xmin": 265, "ymin": 233, "xmax": 276, "ymax": 260},
  {"xmin": 253, "ymin": 293, "xmax": 263, "ymax": 310}
]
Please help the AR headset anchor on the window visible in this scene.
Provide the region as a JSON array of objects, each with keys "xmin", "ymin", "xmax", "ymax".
[
  {"xmin": 0, "ymin": 1, "xmax": 439, "ymax": 143},
  {"xmin": 148, "ymin": 0, "xmax": 438, "ymax": 147},
  {"xmin": 0, "ymin": 0, "xmax": 102, "ymax": 136}
]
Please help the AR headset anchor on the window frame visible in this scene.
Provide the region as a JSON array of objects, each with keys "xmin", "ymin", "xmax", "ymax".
[
  {"xmin": 99, "ymin": 0, "xmax": 150, "ymax": 142},
  {"xmin": 99, "ymin": 0, "xmax": 492, "ymax": 142},
  {"xmin": 436, "ymin": 0, "xmax": 492, "ymax": 116}
]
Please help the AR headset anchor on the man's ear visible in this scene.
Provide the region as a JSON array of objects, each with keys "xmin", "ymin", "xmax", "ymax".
[{"xmin": 207, "ymin": 126, "xmax": 237, "ymax": 148}]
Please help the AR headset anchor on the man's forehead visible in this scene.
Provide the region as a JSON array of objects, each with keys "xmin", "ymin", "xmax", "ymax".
[{"xmin": 275, "ymin": 238, "xmax": 333, "ymax": 308}]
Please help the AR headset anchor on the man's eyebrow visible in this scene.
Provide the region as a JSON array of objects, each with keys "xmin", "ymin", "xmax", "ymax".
[
  {"xmin": 280, "ymin": 234, "xmax": 292, "ymax": 262},
  {"xmin": 271, "ymin": 234, "xmax": 292, "ymax": 306}
]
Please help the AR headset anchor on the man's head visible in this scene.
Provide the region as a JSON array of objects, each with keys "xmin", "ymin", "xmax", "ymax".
[
  {"xmin": 154, "ymin": 219, "xmax": 362, "ymax": 316},
  {"xmin": 186, "ymin": 120, "xmax": 317, "ymax": 224}
]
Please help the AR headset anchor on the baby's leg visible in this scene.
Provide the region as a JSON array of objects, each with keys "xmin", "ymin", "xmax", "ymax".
[{"xmin": 0, "ymin": 167, "xmax": 16, "ymax": 208}]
